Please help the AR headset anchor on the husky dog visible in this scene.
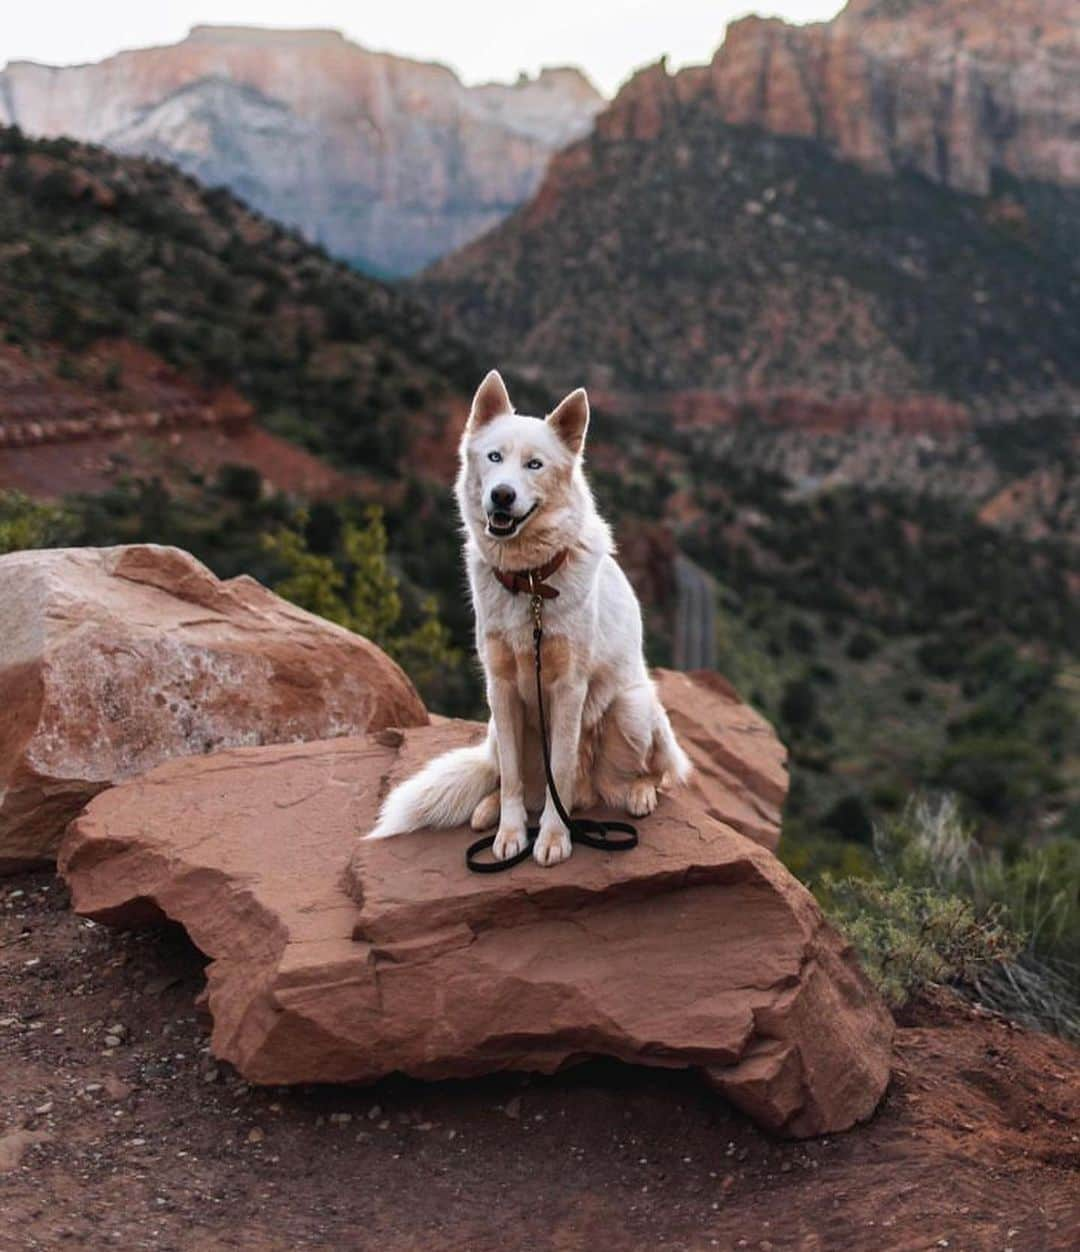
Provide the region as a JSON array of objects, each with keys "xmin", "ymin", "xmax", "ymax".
[{"xmin": 367, "ymin": 370, "xmax": 691, "ymax": 866}]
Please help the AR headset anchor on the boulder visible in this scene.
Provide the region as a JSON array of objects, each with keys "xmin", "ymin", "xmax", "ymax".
[
  {"xmin": 653, "ymin": 668, "xmax": 786, "ymax": 852},
  {"xmin": 61, "ymin": 711, "xmax": 893, "ymax": 1138},
  {"xmin": 0, "ymin": 544, "xmax": 427, "ymax": 871}
]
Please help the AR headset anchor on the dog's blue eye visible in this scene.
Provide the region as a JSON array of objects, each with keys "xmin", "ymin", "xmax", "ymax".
[
  {"xmin": 526, "ymin": 458, "xmax": 543, "ymax": 470},
  {"xmin": 487, "ymin": 450, "xmax": 502, "ymax": 463}
]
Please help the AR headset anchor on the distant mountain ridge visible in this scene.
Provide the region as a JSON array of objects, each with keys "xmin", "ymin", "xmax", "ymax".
[
  {"xmin": 417, "ymin": 0, "xmax": 1080, "ymax": 423},
  {"xmin": 0, "ymin": 25, "xmax": 604, "ymax": 275},
  {"xmin": 675, "ymin": 0, "xmax": 1080, "ymax": 197}
]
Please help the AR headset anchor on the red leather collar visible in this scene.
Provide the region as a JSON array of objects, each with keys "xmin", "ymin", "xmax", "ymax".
[{"xmin": 492, "ymin": 549, "xmax": 569, "ymax": 599}]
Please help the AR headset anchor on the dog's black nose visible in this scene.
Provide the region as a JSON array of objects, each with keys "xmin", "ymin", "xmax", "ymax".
[{"xmin": 490, "ymin": 484, "xmax": 516, "ymax": 510}]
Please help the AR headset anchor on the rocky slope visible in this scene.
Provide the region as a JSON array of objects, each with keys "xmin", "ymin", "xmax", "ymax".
[
  {"xmin": 418, "ymin": 99, "xmax": 1080, "ymax": 418},
  {"xmin": 0, "ymin": 336, "xmax": 357, "ymax": 499},
  {"xmin": 0, "ymin": 125, "xmax": 488, "ymax": 486},
  {"xmin": 0, "ymin": 25, "xmax": 603, "ymax": 275}
]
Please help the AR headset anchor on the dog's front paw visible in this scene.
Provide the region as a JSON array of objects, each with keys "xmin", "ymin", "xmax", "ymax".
[
  {"xmin": 627, "ymin": 780, "xmax": 658, "ymax": 817},
  {"xmin": 533, "ymin": 825, "xmax": 572, "ymax": 867},
  {"xmin": 493, "ymin": 825, "xmax": 529, "ymax": 861}
]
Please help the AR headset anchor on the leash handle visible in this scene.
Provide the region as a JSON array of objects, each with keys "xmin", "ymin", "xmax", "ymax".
[{"xmin": 466, "ymin": 592, "xmax": 638, "ymax": 873}]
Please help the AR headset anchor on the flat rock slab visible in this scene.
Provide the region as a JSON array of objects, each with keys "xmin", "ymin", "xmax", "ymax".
[
  {"xmin": 61, "ymin": 723, "xmax": 892, "ymax": 1138},
  {"xmin": 0, "ymin": 544, "xmax": 426, "ymax": 871}
]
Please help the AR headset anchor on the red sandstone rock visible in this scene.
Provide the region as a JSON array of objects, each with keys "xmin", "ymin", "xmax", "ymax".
[
  {"xmin": 705, "ymin": 0, "xmax": 1080, "ymax": 197},
  {"xmin": 60, "ymin": 706, "xmax": 892, "ymax": 1138},
  {"xmin": 0, "ymin": 545, "xmax": 426, "ymax": 871},
  {"xmin": 654, "ymin": 669, "xmax": 786, "ymax": 852},
  {"xmin": 582, "ymin": 1, "xmax": 1080, "ymax": 201}
]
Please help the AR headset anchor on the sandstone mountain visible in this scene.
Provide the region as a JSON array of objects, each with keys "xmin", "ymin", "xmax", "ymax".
[
  {"xmin": 0, "ymin": 25, "xmax": 603, "ymax": 275},
  {"xmin": 686, "ymin": 0, "xmax": 1080, "ymax": 198},
  {"xmin": 417, "ymin": 0, "xmax": 1080, "ymax": 423}
]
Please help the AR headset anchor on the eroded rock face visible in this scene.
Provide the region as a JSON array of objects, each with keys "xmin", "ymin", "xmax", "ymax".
[
  {"xmin": 653, "ymin": 669, "xmax": 786, "ymax": 852},
  {"xmin": 0, "ymin": 26, "xmax": 603, "ymax": 274},
  {"xmin": 60, "ymin": 704, "xmax": 893, "ymax": 1138},
  {"xmin": 0, "ymin": 545, "xmax": 426, "ymax": 871},
  {"xmin": 635, "ymin": 0, "xmax": 1080, "ymax": 196}
]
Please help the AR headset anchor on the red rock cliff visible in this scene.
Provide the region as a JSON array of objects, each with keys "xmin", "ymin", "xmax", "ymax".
[{"xmin": 669, "ymin": 0, "xmax": 1079, "ymax": 196}]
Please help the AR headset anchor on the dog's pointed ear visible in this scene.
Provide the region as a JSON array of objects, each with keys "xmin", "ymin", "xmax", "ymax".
[
  {"xmin": 546, "ymin": 387, "xmax": 589, "ymax": 456},
  {"xmin": 468, "ymin": 369, "xmax": 512, "ymax": 431}
]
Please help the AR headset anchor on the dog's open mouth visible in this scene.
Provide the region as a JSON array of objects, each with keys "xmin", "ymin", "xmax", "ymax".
[{"xmin": 486, "ymin": 503, "xmax": 537, "ymax": 538}]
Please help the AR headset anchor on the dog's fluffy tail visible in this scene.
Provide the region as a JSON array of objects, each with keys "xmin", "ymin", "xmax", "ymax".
[
  {"xmin": 366, "ymin": 728, "xmax": 498, "ymax": 840},
  {"xmin": 652, "ymin": 704, "xmax": 693, "ymax": 787}
]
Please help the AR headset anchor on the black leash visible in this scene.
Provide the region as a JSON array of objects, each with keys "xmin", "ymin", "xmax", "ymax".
[{"xmin": 467, "ymin": 589, "xmax": 638, "ymax": 873}]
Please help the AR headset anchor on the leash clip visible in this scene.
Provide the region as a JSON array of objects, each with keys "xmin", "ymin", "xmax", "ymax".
[{"xmin": 530, "ymin": 584, "xmax": 543, "ymax": 634}]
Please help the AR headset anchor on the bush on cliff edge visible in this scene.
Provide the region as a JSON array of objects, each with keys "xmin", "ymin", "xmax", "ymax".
[{"xmin": 824, "ymin": 794, "xmax": 1080, "ymax": 1038}]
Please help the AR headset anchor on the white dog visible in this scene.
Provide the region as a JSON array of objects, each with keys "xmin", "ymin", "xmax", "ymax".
[{"xmin": 367, "ymin": 370, "xmax": 691, "ymax": 866}]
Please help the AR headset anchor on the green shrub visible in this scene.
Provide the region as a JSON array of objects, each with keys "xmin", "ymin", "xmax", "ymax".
[
  {"xmin": 823, "ymin": 795, "xmax": 874, "ymax": 844},
  {"xmin": 933, "ymin": 735, "xmax": 1060, "ymax": 819},
  {"xmin": 823, "ymin": 875, "xmax": 1017, "ymax": 1008},
  {"xmin": 916, "ymin": 635, "xmax": 961, "ymax": 678},
  {"xmin": 826, "ymin": 793, "xmax": 1080, "ymax": 1035},
  {"xmin": 0, "ymin": 491, "xmax": 73, "ymax": 554},
  {"xmin": 845, "ymin": 630, "xmax": 879, "ymax": 661},
  {"xmin": 779, "ymin": 678, "xmax": 817, "ymax": 733},
  {"xmin": 787, "ymin": 617, "xmax": 816, "ymax": 653},
  {"xmin": 264, "ymin": 507, "xmax": 464, "ymax": 711},
  {"xmin": 217, "ymin": 464, "xmax": 264, "ymax": 505}
]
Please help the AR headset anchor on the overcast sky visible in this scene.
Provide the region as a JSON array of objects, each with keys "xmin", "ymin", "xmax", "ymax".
[{"xmin": 0, "ymin": 2, "xmax": 844, "ymax": 97}]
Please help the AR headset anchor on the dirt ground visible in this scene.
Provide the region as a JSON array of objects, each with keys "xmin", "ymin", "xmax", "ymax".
[{"xmin": 2, "ymin": 871, "xmax": 1078, "ymax": 1252}]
